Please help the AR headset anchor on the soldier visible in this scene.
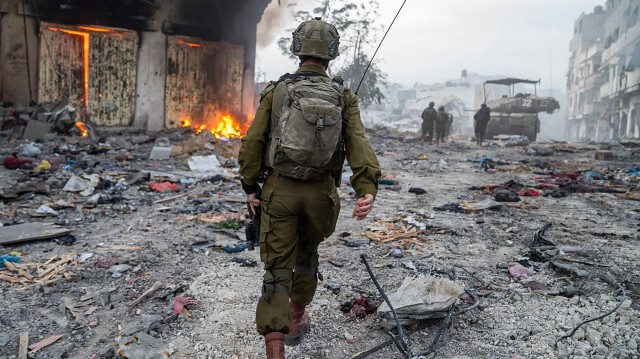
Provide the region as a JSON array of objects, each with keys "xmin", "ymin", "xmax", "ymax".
[
  {"xmin": 445, "ymin": 112, "xmax": 454, "ymax": 138},
  {"xmin": 238, "ymin": 18, "xmax": 381, "ymax": 359},
  {"xmin": 474, "ymin": 103, "xmax": 491, "ymax": 146},
  {"xmin": 435, "ymin": 105, "xmax": 449, "ymax": 144},
  {"xmin": 420, "ymin": 101, "xmax": 437, "ymax": 143}
]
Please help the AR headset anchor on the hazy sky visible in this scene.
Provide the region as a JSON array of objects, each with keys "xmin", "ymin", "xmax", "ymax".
[{"xmin": 255, "ymin": 0, "xmax": 605, "ymax": 89}]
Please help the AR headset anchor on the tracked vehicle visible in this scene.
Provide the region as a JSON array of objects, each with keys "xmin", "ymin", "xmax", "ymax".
[{"xmin": 483, "ymin": 78, "xmax": 560, "ymax": 141}]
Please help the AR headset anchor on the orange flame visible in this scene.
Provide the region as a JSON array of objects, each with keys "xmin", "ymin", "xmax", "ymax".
[
  {"xmin": 57, "ymin": 29, "xmax": 89, "ymax": 112},
  {"xmin": 77, "ymin": 26, "xmax": 113, "ymax": 32},
  {"xmin": 75, "ymin": 122, "xmax": 88, "ymax": 136},
  {"xmin": 180, "ymin": 114, "xmax": 246, "ymax": 139}
]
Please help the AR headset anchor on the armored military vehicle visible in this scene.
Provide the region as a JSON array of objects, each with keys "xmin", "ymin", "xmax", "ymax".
[{"xmin": 483, "ymin": 78, "xmax": 560, "ymax": 141}]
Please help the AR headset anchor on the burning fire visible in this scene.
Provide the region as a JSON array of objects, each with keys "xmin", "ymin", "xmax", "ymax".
[
  {"xmin": 181, "ymin": 114, "xmax": 245, "ymax": 139},
  {"xmin": 75, "ymin": 122, "xmax": 88, "ymax": 136}
]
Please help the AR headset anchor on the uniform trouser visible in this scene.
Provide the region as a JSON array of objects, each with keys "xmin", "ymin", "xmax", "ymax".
[
  {"xmin": 421, "ymin": 120, "xmax": 434, "ymax": 139},
  {"xmin": 256, "ymin": 171, "xmax": 340, "ymax": 335},
  {"xmin": 436, "ymin": 123, "xmax": 447, "ymax": 141},
  {"xmin": 475, "ymin": 121, "xmax": 488, "ymax": 144}
]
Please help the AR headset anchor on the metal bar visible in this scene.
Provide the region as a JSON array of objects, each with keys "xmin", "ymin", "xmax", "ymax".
[{"xmin": 360, "ymin": 254, "xmax": 411, "ymax": 358}]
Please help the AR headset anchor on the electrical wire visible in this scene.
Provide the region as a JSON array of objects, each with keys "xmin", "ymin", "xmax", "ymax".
[{"xmin": 354, "ymin": 0, "xmax": 407, "ymax": 95}]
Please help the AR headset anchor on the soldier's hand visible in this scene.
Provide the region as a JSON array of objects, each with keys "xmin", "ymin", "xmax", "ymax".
[
  {"xmin": 247, "ymin": 193, "xmax": 262, "ymax": 215},
  {"xmin": 353, "ymin": 194, "xmax": 374, "ymax": 220}
]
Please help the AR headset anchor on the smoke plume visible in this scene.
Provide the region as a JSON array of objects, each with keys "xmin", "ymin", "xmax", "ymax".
[{"xmin": 257, "ymin": 0, "xmax": 292, "ymax": 48}]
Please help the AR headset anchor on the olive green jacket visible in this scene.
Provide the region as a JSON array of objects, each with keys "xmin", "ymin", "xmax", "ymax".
[{"xmin": 238, "ymin": 64, "xmax": 381, "ymax": 199}]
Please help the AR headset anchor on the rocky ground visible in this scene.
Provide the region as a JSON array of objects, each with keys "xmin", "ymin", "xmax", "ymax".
[{"xmin": 0, "ymin": 128, "xmax": 639, "ymax": 359}]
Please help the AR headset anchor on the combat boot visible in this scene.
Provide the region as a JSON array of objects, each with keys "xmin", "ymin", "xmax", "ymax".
[
  {"xmin": 285, "ymin": 301, "xmax": 310, "ymax": 345},
  {"xmin": 265, "ymin": 332, "xmax": 285, "ymax": 359}
]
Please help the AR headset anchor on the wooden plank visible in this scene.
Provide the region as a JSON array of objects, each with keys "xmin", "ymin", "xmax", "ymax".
[
  {"xmin": 0, "ymin": 223, "xmax": 71, "ymax": 245},
  {"xmin": 18, "ymin": 332, "xmax": 29, "ymax": 359},
  {"xmin": 165, "ymin": 36, "xmax": 206, "ymax": 129},
  {"xmin": 28, "ymin": 334, "xmax": 63, "ymax": 353},
  {"xmin": 128, "ymin": 281, "xmax": 165, "ymax": 306},
  {"xmin": 88, "ymin": 29, "xmax": 138, "ymax": 126},
  {"xmin": 0, "ymin": 274, "xmax": 24, "ymax": 283},
  {"xmin": 37, "ymin": 24, "xmax": 86, "ymax": 120}
]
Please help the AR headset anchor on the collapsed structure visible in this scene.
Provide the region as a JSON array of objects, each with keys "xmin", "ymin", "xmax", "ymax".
[
  {"xmin": 566, "ymin": 0, "xmax": 640, "ymax": 141},
  {"xmin": 0, "ymin": 0, "xmax": 270, "ymax": 134}
]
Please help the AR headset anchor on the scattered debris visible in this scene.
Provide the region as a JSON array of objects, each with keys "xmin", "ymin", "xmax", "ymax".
[
  {"xmin": 173, "ymin": 295, "xmax": 198, "ymax": 315},
  {"xmin": 0, "ymin": 223, "xmax": 71, "ymax": 245},
  {"xmin": 508, "ymin": 262, "xmax": 534, "ymax": 279},
  {"xmin": 28, "ymin": 334, "xmax": 64, "ymax": 353}
]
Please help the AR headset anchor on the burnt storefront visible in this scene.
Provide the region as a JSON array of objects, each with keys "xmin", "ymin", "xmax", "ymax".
[{"xmin": 0, "ymin": 0, "xmax": 270, "ymax": 135}]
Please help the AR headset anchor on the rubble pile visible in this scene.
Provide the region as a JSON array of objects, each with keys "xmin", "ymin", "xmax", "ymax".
[{"xmin": 0, "ymin": 128, "xmax": 638, "ymax": 358}]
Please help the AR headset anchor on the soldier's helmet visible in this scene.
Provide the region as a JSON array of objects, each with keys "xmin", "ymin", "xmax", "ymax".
[
  {"xmin": 481, "ymin": 103, "xmax": 487, "ymax": 108},
  {"xmin": 429, "ymin": 102, "xmax": 435, "ymax": 107},
  {"xmin": 290, "ymin": 17, "xmax": 340, "ymax": 60},
  {"xmin": 438, "ymin": 106, "xmax": 445, "ymax": 111}
]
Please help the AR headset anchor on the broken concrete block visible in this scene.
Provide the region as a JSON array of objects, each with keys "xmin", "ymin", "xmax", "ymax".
[
  {"xmin": 594, "ymin": 150, "xmax": 612, "ymax": 160},
  {"xmin": 116, "ymin": 332, "xmax": 172, "ymax": 359},
  {"xmin": 187, "ymin": 155, "xmax": 221, "ymax": 173},
  {"xmin": 149, "ymin": 146, "xmax": 174, "ymax": 160},
  {"xmin": 23, "ymin": 119, "xmax": 54, "ymax": 140}
]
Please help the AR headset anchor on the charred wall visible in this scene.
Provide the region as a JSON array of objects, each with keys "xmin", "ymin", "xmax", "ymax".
[{"xmin": 0, "ymin": 0, "xmax": 271, "ymax": 130}]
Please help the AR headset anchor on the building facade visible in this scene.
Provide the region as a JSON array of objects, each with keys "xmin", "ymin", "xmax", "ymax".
[{"xmin": 566, "ymin": 0, "xmax": 640, "ymax": 141}]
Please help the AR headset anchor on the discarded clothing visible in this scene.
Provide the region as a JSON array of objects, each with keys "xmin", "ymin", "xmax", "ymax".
[
  {"xmin": 408, "ymin": 187, "xmax": 427, "ymax": 195},
  {"xmin": 508, "ymin": 262, "xmax": 534, "ymax": 279},
  {"xmin": 0, "ymin": 255, "xmax": 20, "ymax": 268},
  {"xmin": 493, "ymin": 188, "xmax": 520, "ymax": 202},
  {"xmin": 516, "ymin": 189, "xmax": 540, "ymax": 197},
  {"xmin": 3, "ymin": 157, "xmax": 33, "ymax": 169},
  {"xmin": 433, "ymin": 203, "xmax": 465, "ymax": 214},
  {"xmin": 54, "ymin": 234, "xmax": 76, "ymax": 246},
  {"xmin": 149, "ymin": 182, "xmax": 178, "ymax": 192}
]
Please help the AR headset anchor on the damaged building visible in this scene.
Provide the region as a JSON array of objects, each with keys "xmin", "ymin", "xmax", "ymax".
[
  {"xmin": 0, "ymin": 0, "xmax": 270, "ymax": 134},
  {"xmin": 566, "ymin": 0, "xmax": 640, "ymax": 141}
]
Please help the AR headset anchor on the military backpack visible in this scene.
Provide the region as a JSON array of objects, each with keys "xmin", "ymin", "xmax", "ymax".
[{"xmin": 265, "ymin": 73, "xmax": 346, "ymax": 180}]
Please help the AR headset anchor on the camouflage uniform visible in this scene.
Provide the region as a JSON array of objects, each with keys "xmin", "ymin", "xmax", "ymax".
[
  {"xmin": 474, "ymin": 104, "xmax": 491, "ymax": 146},
  {"xmin": 435, "ymin": 106, "xmax": 449, "ymax": 143},
  {"xmin": 238, "ymin": 64, "xmax": 381, "ymax": 336},
  {"xmin": 421, "ymin": 103, "xmax": 437, "ymax": 141}
]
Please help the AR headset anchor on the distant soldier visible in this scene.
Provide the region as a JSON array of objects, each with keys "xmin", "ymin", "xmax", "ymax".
[
  {"xmin": 420, "ymin": 102, "xmax": 437, "ymax": 143},
  {"xmin": 445, "ymin": 112, "xmax": 454, "ymax": 138},
  {"xmin": 474, "ymin": 103, "xmax": 491, "ymax": 146},
  {"xmin": 435, "ymin": 106, "xmax": 449, "ymax": 144}
]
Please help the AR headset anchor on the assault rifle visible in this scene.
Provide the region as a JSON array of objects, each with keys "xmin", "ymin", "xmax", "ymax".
[{"xmin": 245, "ymin": 190, "xmax": 261, "ymax": 251}]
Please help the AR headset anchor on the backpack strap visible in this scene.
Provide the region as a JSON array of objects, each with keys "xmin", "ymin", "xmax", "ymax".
[{"xmin": 259, "ymin": 72, "xmax": 330, "ymax": 102}]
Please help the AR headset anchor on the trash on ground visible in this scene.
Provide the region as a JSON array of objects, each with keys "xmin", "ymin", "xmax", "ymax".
[
  {"xmin": 345, "ymin": 297, "xmax": 375, "ymax": 318},
  {"xmin": 377, "ymin": 275, "xmax": 464, "ymax": 325},
  {"xmin": 508, "ymin": 262, "xmax": 534, "ymax": 279},
  {"xmin": 173, "ymin": 295, "xmax": 198, "ymax": 314},
  {"xmin": 408, "ymin": 187, "xmax": 427, "ymax": 195},
  {"xmin": 149, "ymin": 182, "xmax": 178, "ymax": 192},
  {"xmin": 115, "ymin": 332, "xmax": 172, "ymax": 358}
]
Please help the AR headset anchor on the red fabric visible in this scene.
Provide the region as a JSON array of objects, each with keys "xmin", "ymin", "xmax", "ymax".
[
  {"xmin": 516, "ymin": 189, "xmax": 540, "ymax": 196},
  {"xmin": 347, "ymin": 297, "xmax": 375, "ymax": 318},
  {"xmin": 149, "ymin": 182, "xmax": 178, "ymax": 192},
  {"xmin": 3, "ymin": 157, "xmax": 33, "ymax": 169}
]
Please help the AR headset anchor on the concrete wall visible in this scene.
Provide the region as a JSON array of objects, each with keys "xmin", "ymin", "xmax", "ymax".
[
  {"xmin": 0, "ymin": 0, "xmax": 38, "ymax": 104},
  {"xmin": 133, "ymin": 0, "xmax": 170, "ymax": 131}
]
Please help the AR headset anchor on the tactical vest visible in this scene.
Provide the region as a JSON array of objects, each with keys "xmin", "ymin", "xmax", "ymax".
[{"xmin": 265, "ymin": 73, "xmax": 346, "ymax": 180}]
